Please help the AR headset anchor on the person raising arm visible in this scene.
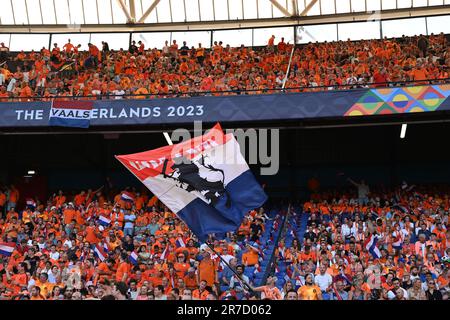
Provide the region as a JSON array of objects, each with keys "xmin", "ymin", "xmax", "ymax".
[{"xmin": 251, "ymin": 276, "xmax": 282, "ymax": 300}]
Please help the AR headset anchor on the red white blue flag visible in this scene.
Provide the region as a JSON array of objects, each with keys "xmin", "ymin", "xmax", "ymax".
[
  {"xmin": 98, "ymin": 215, "xmax": 111, "ymax": 226},
  {"xmin": 26, "ymin": 198, "xmax": 36, "ymax": 208},
  {"xmin": 0, "ymin": 242, "xmax": 16, "ymax": 256},
  {"xmin": 120, "ymin": 191, "xmax": 135, "ymax": 202},
  {"xmin": 116, "ymin": 124, "xmax": 267, "ymax": 242},
  {"xmin": 364, "ymin": 234, "xmax": 382, "ymax": 259},
  {"xmin": 93, "ymin": 244, "xmax": 107, "ymax": 261},
  {"xmin": 129, "ymin": 251, "xmax": 139, "ymax": 265},
  {"xmin": 175, "ymin": 237, "xmax": 186, "ymax": 248},
  {"xmin": 49, "ymin": 100, "xmax": 93, "ymax": 128}
]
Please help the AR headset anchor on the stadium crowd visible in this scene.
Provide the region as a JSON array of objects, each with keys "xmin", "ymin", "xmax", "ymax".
[
  {"xmin": 0, "ymin": 180, "xmax": 448, "ymax": 300},
  {"xmin": 0, "ymin": 32, "xmax": 449, "ymax": 101},
  {"xmin": 275, "ymin": 180, "xmax": 449, "ymax": 300},
  {"xmin": 0, "ymin": 185, "xmax": 280, "ymax": 300}
]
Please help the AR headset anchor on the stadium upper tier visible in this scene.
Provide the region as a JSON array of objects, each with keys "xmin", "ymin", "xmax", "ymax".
[{"xmin": 0, "ymin": 32, "xmax": 449, "ymax": 101}]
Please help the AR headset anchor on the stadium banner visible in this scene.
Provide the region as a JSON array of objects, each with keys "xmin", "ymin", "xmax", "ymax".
[
  {"xmin": 0, "ymin": 84, "xmax": 449, "ymax": 128},
  {"xmin": 49, "ymin": 100, "xmax": 93, "ymax": 128}
]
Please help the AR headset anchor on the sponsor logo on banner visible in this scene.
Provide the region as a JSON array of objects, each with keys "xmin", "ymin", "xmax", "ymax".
[{"xmin": 49, "ymin": 100, "xmax": 93, "ymax": 128}]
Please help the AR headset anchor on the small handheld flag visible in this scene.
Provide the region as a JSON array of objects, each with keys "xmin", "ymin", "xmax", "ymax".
[
  {"xmin": 129, "ymin": 251, "xmax": 139, "ymax": 265},
  {"xmin": 98, "ymin": 215, "xmax": 111, "ymax": 226},
  {"xmin": 26, "ymin": 198, "xmax": 36, "ymax": 209},
  {"xmin": 175, "ymin": 237, "xmax": 186, "ymax": 248},
  {"xmin": 364, "ymin": 234, "xmax": 382, "ymax": 259},
  {"xmin": 391, "ymin": 231, "xmax": 403, "ymax": 250},
  {"xmin": 49, "ymin": 100, "xmax": 93, "ymax": 129},
  {"xmin": 93, "ymin": 244, "xmax": 107, "ymax": 261},
  {"xmin": 120, "ymin": 191, "xmax": 135, "ymax": 202},
  {"xmin": 0, "ymin": 242, "xmax": 15, "ymax": 257},
  {"xmin": 159, "ymin": 247, "xmax": 168, "ymax": 260}
]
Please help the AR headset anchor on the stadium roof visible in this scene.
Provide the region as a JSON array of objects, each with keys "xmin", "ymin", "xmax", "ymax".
[{"xmin": 0, "ymin": 0, "xmax": 449, "ymax": 32}]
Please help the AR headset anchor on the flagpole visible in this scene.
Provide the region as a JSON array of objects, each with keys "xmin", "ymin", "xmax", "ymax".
[
  {"xmin": 137, "ymin": 127, "xmax": 258, "ymax": 296},
  {"xmin": 204, "ymin": 241, "xmax": 256, "ymax": 294}
]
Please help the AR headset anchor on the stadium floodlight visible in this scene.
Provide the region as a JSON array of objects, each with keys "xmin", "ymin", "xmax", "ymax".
[
  {"xmin": 27, "ymin": 170, "xmax": 36, "ymax": 175},
  {"xmin": 163, "ymin": 132, "xmax": 173, "ymax": 145},
  {"xmin": 400, "ymin": 124, "xmax": 407, "ymax": 139}
]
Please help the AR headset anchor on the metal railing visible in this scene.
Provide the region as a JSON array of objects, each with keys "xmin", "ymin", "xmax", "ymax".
[{"xmin": 1, "ymin": 77, "xmax": 449, "ymax": 103}]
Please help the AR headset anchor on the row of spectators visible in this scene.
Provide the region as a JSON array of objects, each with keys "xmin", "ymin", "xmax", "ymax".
[
  {"xmin": 0, "ymin": 33, "xmax": 449, "ymax": 101},
  {"xmin": 1, "ymin": 180, "xmax": 448, "ymax": 300},
  {"xmin": 0, "ymin": 185, "xmax": 281, "ymax": 300},
  {"xmin": 271, "ymin": 181, "xmax": 449, "ymax": 300}
]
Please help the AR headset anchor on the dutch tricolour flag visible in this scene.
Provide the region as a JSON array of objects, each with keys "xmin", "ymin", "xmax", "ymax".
[
  {"xmin": 129, "ymin": 251, "xmax": 139, "ymax": 265},
  {"xmin": 391, "ymin": 231, "xmax": 403, "ymax": 250},
  {"xmin": 0, "ymin": 242, "xmax": 16, "ymax": 257},
  {"xmin": 116, "ymin": 123, "xmax": 267, "ymax": 242},
  {"xmin": 175, "ymin": 237, "xmax": 186, "ymax": 248},
  {"xmin": 93, "ymin": 244, "xmax": 106, "ymax": 261},
  {"xmin": 364, "ymin": 234, "xmax": 382, "ymax": 259},
  {"xmin": 98, "ymin": 215, "xmax": 111, "ymax": 226},
  {"xmin": 26, "ymin": 198, "xmax": 36, "ymax": 208},
  {"xmin": 120, "ymin": 191, "xmax": 135, "ymax": 202},
  {"xmin": 49, "ymin": 100, "xmax": 93, "ymax": 129},
  {"xmin": 160, "ymin": 247, "xmax": 168, "ymax": 260}
]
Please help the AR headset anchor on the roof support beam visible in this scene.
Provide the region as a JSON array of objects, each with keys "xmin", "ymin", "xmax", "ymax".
[
  {"xmin": 138, "ymin": 0, "xmax": 161, "ymax": 23},
  {"xmin": 1, "ymin": 5, "xmax": 448, "ymax": 33},
  {"xmin": 291, "ymin": 0, "xmax": 299, "ymax": 16},
  {"xmin": 269, "ymin": 0, "xmax": 292, "ymax": 17},
  {"xmin": 129, "ymin": 0, "xmax": 136, "ymax": 22},
  {"xmin": 116, "ymin": 0, "xmax": 133, "ymax": 22},
  {"xmin": 300, "ymin": 0, "xmax": 319, "ymax": 16}
]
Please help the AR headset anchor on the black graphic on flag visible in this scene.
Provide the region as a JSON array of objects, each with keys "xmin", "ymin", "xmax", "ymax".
[{"xmin": 162, "ymin": 155, "xmax": 230, "ymax": 207}]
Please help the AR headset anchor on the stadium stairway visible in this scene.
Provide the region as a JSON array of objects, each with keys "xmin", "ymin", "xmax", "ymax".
[
  {"xmin": 246, "ymin": 206, "xmax": 295, "ymax": 289},
  {"xmin": 251, "ymin": 210, "xmax": 286, "ymax": 287},
  {"xmin": 218, "ymin": 209, "xmax": 287, "ymax": 296},
  {"xmin": 271, "ymin": 208, "xmax": 309, "ymax": 289}
]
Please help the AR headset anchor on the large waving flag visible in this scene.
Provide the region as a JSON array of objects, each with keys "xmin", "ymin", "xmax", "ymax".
[
  {"xmin": 116, "ymin": 124, "xmax": 267, "ymax": 242},
  {"xmin": 49, "ymin": 100, "xmax": 93, "ymax": 129},
  {"xmin": 364, "ymin": 234, "xmax": 382, "ymax": 259}
]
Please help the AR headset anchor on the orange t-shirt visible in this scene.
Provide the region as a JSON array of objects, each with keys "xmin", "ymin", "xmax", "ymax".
[
  {"xmin": 0, "ymin": 193, "xmax": 6, "ymax": 206},
  {"xmin": 242, "ymin": 250, "xmax": 259, "ymax": 266},
  {"xmin": 85, "ymin": 226, "xmax": 99, "ymax": 244},
  {"xmin": 9, "ymin": 189, "xmax": 19, "ymax": 203},
  {"xmin": 63, "ymin": 209, "xmax": 76, "ymax": 225},
  {"xmin": 197, "ymin": 260, "xmax": 217, "ymax": 287}
]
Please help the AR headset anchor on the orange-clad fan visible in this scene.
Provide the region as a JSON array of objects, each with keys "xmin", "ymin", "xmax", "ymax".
[
  {"xmin": 0, "ymin": 183, "xmax": 279, "ymax": 300},
  {"xmin": 0, "ymin": 33, "xmax": 447, "ymax": 101}
]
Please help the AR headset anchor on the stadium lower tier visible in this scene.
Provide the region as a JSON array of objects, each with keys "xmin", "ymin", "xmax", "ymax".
[{"xmin": 0, "ymin": 182, "xmax": 448, "ymax": 300}]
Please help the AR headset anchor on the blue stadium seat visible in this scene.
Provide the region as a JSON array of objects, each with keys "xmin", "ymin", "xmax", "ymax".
[{"xmin": 246, "ymin": 266, "xmax": 255, "ymax": 274}]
